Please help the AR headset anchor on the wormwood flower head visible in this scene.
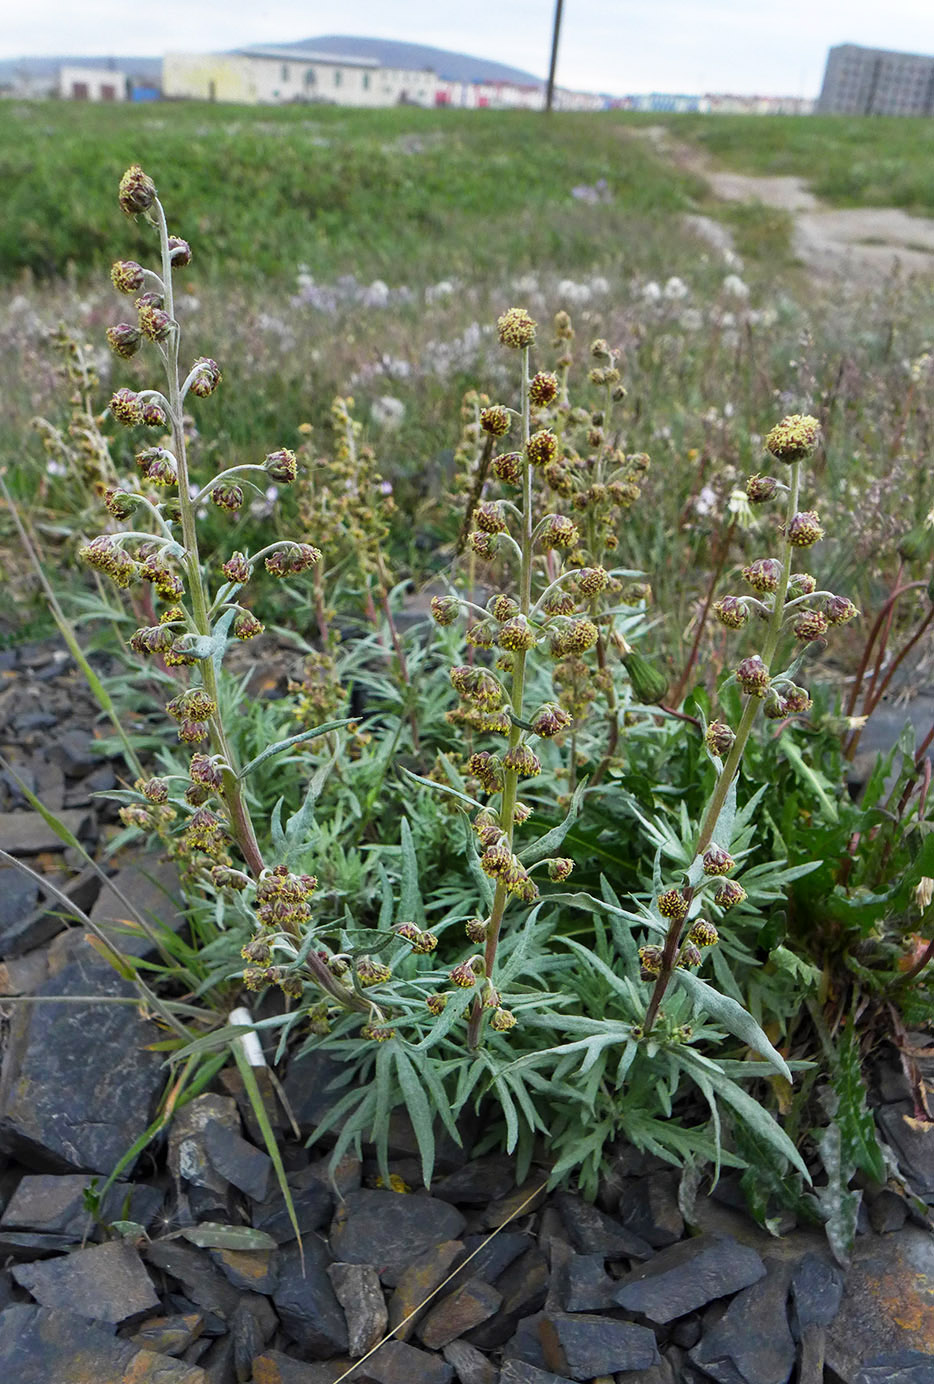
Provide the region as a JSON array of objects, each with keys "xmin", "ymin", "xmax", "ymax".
[
  {"xmin": 531, "ymin": 703, "xmax": 572, "ymax": 738},
  {"xmin": 264, "ymin": 448, "xmax": 298, "ymax": 483},
  {"xmin": 466, "ymin": 918, "xmax": 489, "ymax": 943},
  {"xmin": 466, "ymin": 619, "xmax": 497, "ymax": 649},
  {"xmin": 136, "ymin": 446, "xmax": 177, "ymax": 486},
  {"xmin": 430, "ymin": 595, "xmax": 460, "ymax": 625},
  {"xmin": 577, "ymin": 566, "xmax": 609, "ymax": 597},
  {"xmin": 166, "ymin": 688, "xmax": 217, "ymax": 723},
  {"xmin": 118, "ymin": 164, "xmax": 156, "ymax": 216},
  {"xmin": 356, "ymin": 957, "xmax": 392, "ymax": 987},
  {"xmin": 742, "ymin": 558, "xmax": 782, "ymax": 593},
  {"xmin": 789, "ymin": 573, "xmax": 817, "ymax": 595},
  {"xmin": 542, "ymin": 590, "xmax": 577, "ymax": 617},
  {"xmin": 527, "ymin": 430, "xmax": 559, "ymax": 467},
  {"xmin": 746, "ymin": 474, "xmax": 778, "ymax": 503},
  {"xmin": 787, "ymin": 510, "xmax": 825, "ymax": 547},
  {"xmin": 361, "ymin": 1025, "xmax": 396, "ymax": 1042},
  {"xmin": 688, "ymin": 919, "xmax": 719, "ymax": 947},
  {"xmin": 497, "ymin": 616, "xmax": 537, "ymax": 652},
  {"xmin": 736, "ymin": 654, "xmax": 770, "ymax": 697},
  {"xmin": 540, "ymin": 515, "xmax": 580, "ymax": 551},
  {"xmin": 657, "ymin": 889, "xmax": 689, "ymax": 921},
  {"xmin": 141, "ymin": 400, "xmax": 167, "ymax": 427},
  {"xmin": 469, "ymin": 529, "xmax": 500, "ymax": 559},
  {"xmin": 168, "ymin": 235, "xmax": 191, "ymax": 266},
  {"xmin": 480, "ymin": 404, "xmax": 511, "ymax": 437},
  {"xmin": 481, "ymin": 842, "xmax": 512, "ymax": 878},
  {"xmin": 450, "ymin": 958, "xmax": 479, "ymax": 988},
  {"xmin": 222, "ymin": 551, "xmax": 252, "ymax": 584},
  {"xmin": 502, "ymin": 744, "xmax": 542, "ymax": 778},
  {"xmin": 211, "ymin": 483, "xmax": 244, "ymax": 512},
  {"xmin": 639, "ymin": 945, "xmax": 664, "ymax": 976},
  {"xmin": 490, "ymin": 1007, "xmax": 517, "ymax": 1032},
  {"xmin": 467, "ymin": 751, "xmax": 504, "ymax": 793},
  {"xmin": 137, "ymin": 300, "xmax": 173, "ymax": 343},
  {"xmin": 426, "ymin": 994, "xmax": 449, "ymax": 1016},
  {"xmin": 793, "ymin": 610, "xmax": 829, "ymax": 642},
  {"xmin": 763, "ymin": 689, "xmax": 788, "ymax": 719},
  {"xmin": 111, "ymin": 259, "xmax": 145, "ymax": 294},
  {"xmin": 497, "ymin": 307, "xmax": 536, "ymax": 349},
  {"xmin": 558, "ymin": 618, "xmax": 599, "ymax": 654},
  {"xmin": 678, "ymin": 943, "xmax": 703, "ymax": 968},
  {"xmin": 234, "ymin": 610, "xmax": 264, "ymax": 640},
  {"xmin": 264, "ymin": 543, "xmax": 321, "ymax": 576},
  {"xmin": 140, "ymin": 777, "xmax": 169, "ymax": 803},
  {"xmin": 783, "ymin": 684, "xmax": 813, "ymax": 714},
  {"xmin": 765, "ymin": 414, "xmax": 821, "ymax": 464},
  {"xmin": 104, "ymin": 488, "xmax": 141, "ymax": 519},
  {"xmin": 529, "ymin": 371, "xmax": 559, "ymax": 407},
  {"xmin": 714, "ymin": 879, "xmax": 747, "ymax": 910},
  {"xmin": 189, "ymin": 357, "xmax": 222, "ymax": 398},
  {"xmin": 705, "ymin": 721, "xmax": 735, "ymax": 757},
  {"xmin": 474, "ymin": 501, "xmax": 508, "ymax": 534},
  {"xmin": 824, "ymin": 595, "xmax": 859, "ymax": 625},
  {"xmin": 548, "ymin": 858, "xmax": 574, "ymax": 882},
  {"xmin": 79, "ymin": 535, "xmax": 137, "ymax": 588},
  {"xmin": 703, "ymin": 845, "xmax": 735, "ymax": 876},
  {"xmin": 714, "ymin": 596, "xmax": 749, "ymax": 630},
  {"xmin": 450, "ymin": 665, "xmax": 503, "ymax": 708},
  {"xmin": 110, "ymin": 388, "xmax": 144, "ymax": 426},
  {"xmin": 492, "ymin": 451, "xmax": 523, "ymax": 485},
  {"xmin": 106, "ymin": 323, "xmax": 142, "ymax": 359}
]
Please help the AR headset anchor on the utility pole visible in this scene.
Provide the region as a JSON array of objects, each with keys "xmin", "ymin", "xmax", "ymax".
[{"xmin": 545, "ymin": 0, "xmax": 564, "ymax": 112}]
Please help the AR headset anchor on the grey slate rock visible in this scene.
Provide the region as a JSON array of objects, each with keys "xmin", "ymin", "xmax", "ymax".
[
  {"xmin": 145, "ymin": 1240, "xmax": 246, "ymax": 1320},
  {"xmin": 456, "ymin": 1231, "xmax": 530, "ymax": 1285},
  {"xmin": 618, "ymin": 1170, "xmax": 685, "ymax": 1248},
  {"xmin": 0, "ymin": 809, "xmax": 92, "ymax": 855},
  {"xmin": 854, "ymin": 1352, "xmax": 934, "ymax": 1383},
  {"xmin": 877, "ymin": 1103, "xmax": 934, "ymax": 1198},
  {"xmin": 433, "ymin": 1154, "xmax": 517, "ymax": 1205},
  {"xmin": 202, "ymin": 1119, "xmax": 272, "ymax": 1202},
  {"xmin": 554, "ymin": 1190, "xmax": 653, "ymax": 1259},
  {"xmin": 88, "ymin": 855, "xmax": 183, "ymax": 958},
  {"xmin": 689, "ymin": 1259, "xmax": 796, "ymax": 1384},
  {"xmin": 614, "ymin": 1233, "xmax": 766, "ymax": 1323},
  {"xmin": 208, "ymin": 1245, "xmax": 279, "ymax": 1294},
  {"xmin": 442, "ymin": 1338, "xmax": 498, "ymax": 1384},
  {"xmin": 328, "ymin": 1261, "xmax": 387, "ymax": 1357},
  {"xmin": 252, "ymin": 1168, "xmax": 332, "ymax": 1243},
  {"xmin": 387, "ymin": 1238, "xmax": 464, "ymax": 1341},
  {"xmin": 499, "ymin": 1361, "xmax": 575, "ymax": 1384},
  {"xmin": 548, "ymin": 1243, "xmax": 616, "ymax": 1312},
  {"xmin": 273, "ymin": 1240, "xmax": 348, "ymax": 1358},
  {"xmin": 502, "ymin": 1310, "xmax": 548, "ymax": 1370},
  {"xmin": 353, "ymin": 1339, "xmax": 455, "ymax": 1383},
  {"xmin": 130, "ymin": 1312, "xmax": 205, "ymax": 1355},
  {"xmin": 283, "ymin": 1050, "xmax": 356, "ymax": 1134},
  {"xmin": 1, "ymin": 1172, "xmax": 162, "ymax": 1239},
  {"xmin": 0, "ymin": 1303, "xmax": 206, "ymax": 1382},
  {"xmin": 12, "ymin": 1239, "xmax": 159, "ymax": 1323},
  {"xmin": 330, "ymin": 1188, "xmax": 465, "ymax": 1281},
  {"xmin": 867, "ymin": 1187, "xmax": 909, "ymax": 1234},
  {"xmin": 539, "ymin": 1312, "xmax": 661, "ymax": 1378},
  {"xmin": 0, "ymin": 951, "xmax": 164, "ymax": 1173},
  {"xmin": 0, "ymin": 867, "xmax": 39, "ymax": 934},
  {"xmin": 464, "ymin": 1247, "xmax": 549, "ymax": 1350},
  {"xmin": 789, "ymin": 1251, "xmax": 845, "ymax": 1332},
  {"xmin": 248, "ymin": 1352, "xmax": 353, "ymax": 1382}
]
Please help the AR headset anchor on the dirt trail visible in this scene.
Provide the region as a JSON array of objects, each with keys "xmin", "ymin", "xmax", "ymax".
[{"xmin": 638, "ymin": 125, "xmax": 934, "ymax": 280}]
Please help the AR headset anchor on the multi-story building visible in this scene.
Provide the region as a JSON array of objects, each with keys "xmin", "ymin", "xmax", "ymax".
[{"xmin": 818, "ymin": 43, "xmax": 934, "ymax": 115}]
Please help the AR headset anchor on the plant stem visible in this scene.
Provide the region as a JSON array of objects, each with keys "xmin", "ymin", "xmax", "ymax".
[
  {"xmin": 670, "ymin": 516, "xmax": 738, "ymax": 708},
  {"xmin": 643, "ymin": 460, "xmax": 801, "ymax": 1035},
  {"xmin": 153, "ymin": 198, "xmax": 264, "ymax": 878},
  {"xmin": 468, "ymin": 345, "xmax": 532, "ymax": 1050}
]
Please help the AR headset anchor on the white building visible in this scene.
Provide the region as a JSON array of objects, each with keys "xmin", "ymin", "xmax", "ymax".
[
  {"xmin": 164, "ymin": 46, "xmax": 439, "ymax": 107},
  {"xmin": 59, "ymin": 66, "xmax": 127, "ymax": 101}
]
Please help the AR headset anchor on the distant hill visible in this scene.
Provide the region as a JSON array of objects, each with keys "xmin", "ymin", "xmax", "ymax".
[{"xmin": 285, "ymin": 35, "xmax": 544, "ymax": 87}]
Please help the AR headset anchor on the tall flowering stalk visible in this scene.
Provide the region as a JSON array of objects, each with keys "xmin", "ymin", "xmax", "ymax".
[
  {"xmin": 641, "ymin": 415, "xmax": 858, "ymax": 1033},
  {"xmin": 85, "ymin": 165, "xmax": 380, "ymax": 1019}
]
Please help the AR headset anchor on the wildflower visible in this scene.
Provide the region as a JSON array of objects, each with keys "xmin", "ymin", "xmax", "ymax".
[
  {"xmin": 474, "ymin": 501, "xmax": 508, "ymax": 534},
  {"xmin": 529, "ymin": 371, "xmax": 559, "ymax": 407},
  {"xmin": 705, "ymin": 721, "xmax": 735, "ymax": 757},
  {"xmin": 793, "ymin": 610, "xmax": 829, "ymax": 642},
  {"xmin": 765, "ymin": 414, "xmax": 820, "ymax": 464},
  {"xmin": 211, "ymin": 483, "xmax": 244, "ymax": 512},
  {"xmin": 189, "ymin": 358, "xmax": 222, "ymax": 398},
  {"xmin": 547, "ymin": 858, "xmax": 574, "ymax": 882},
  {"xmin": 469, "ymin": 530, "xmax": 499, "ymax": 560},
  {"xmin": 104, "ymin": 488, "xmax": 141, "ymax": 520},
  {"xmin": 361, "ymin": 1025, "xmax": 396, "ymax": 1042},
  {"xmin": 426, "ymin": 993, "xmax": 449, "ymax": 1016},
  {"xmin": 714, "ymin": 880, "xmax": 747, "ymax": 911},
  {"xmin": 480, "ymin": 404, "xmax": 511, "ymax": 436},
  {"xmin": 714, "ymin": 596, "xmax": 749, "ymax": 630},
  {"xmin": 168, "ymin": 235, "xmax": 191, "ymax": 265},
  {"xmin": 356, "ymin": 957, "xmax": 391, "ymax": 988},
  {"xmin": 141, "ymin": 401, "xmax": 167, "ymax": 427},
  {"xmin": 465, "ymin": 918, "xmax": 488, "ymax": 943},
  {"xmin": 106, "ymin": 323, "xmax": 142, "ymax": 359},
  {"xmin": 222, "ymin": 551, "xmax": 252, "ymax": 584},
  {"xmin": 497, "ymin": 617, "xmax": 537, "ymax": 652},
  {"xmin": 184, "ymin": 808, "xmax": 228, "ymax": 859},
  {"xmin": 540, "ymin": 515, "xmax": 580, "ymax": 551},
  {"xmin": 787, "ymin": 511, "xmax": 824, "ymax": 547},
  {"xmin": 430, "ymin": 594, "xmax": 460, "ymax": 626},
  {"xmin": 639, "ymin": 945, "xmax": 664, "ymax": 976},
  {"xmin": 450, "ymin": 959, "xmax": 479, "ymax": 988},
  {"xmin": 531, "ymin": 703, "xmax": 572, "ymax": 738},
  {"xmin": 467, "ymin": 751, "xmax": 504, "ymax": 793},
  {"xmin": 136, "ymin": 447, "xmax": 177, "ymax": 486},
  {"xmin": 481, "ymin": 843, "xmax": 512, "ymax": 879},
  {"xmin": 542, "ymin": 590, "xmax": 577, "ymax": 617},
  {"xmin": 137, "ymin": 301, "xmax": 172, "ymax": 343},
  {"xmin": 166, "ymin": 688, "xmax": 217, "ymax": 723},
  {"xmin": 467, "ymin": 619, "xmax": 497, "ymax": 649},
  {"xmin": 110, "ymin": 388, "xmax": 143, "ymax": 426},
  {"xmin": 490, "ymin": 1008, "xmax": 518, "ymax": 1032},
  {"xmin": 527, "ymin": 430, "xmax": 559, "ymax": 467},
  {"xmin": 824, "ymin": 595, "xmax": 859, "ymax": 625},
  {"xmin": 264, "ymin": 448, "xmax": 297, "ymax": 483},
  {"xmin": 502, "ymin": 744, "xmax": 541, "ymax": 778},
  {"xmin": 789, "ymin": 573, "xmax": 817, "ymax": 595},
  {"xmin": 111, "ymin": 259, "xmax": 145, "ymax": 294},
  {"xmin": 742, "ymin": 558, "xmax": 782, "ymax": 593},
  {"xmin": 703, "ymin": 845, "xmax": 734, "ymax": 876},
  {"xmin": 265, "ymin": 543, "xmax": 321, "ymax": 576},
  {"xmin": 783, "ymin": 684, "xmax": 813, "ymax": 714},
  {"xmin": 492, "ymin": 451, "xmax": 523, "ymax": 485},
  {"xmin": 678, "ymin": 943, "xmax": 702, "ymax": 968},
  {"xmin": 746, "ymin": 474, "xmax": 777, "ymax": 503},
  {"xmin": 763, "ymin": 689, "xmax": 788, "ymax": 720},
  {"xmin": 688, "ymin": 919, "xmax": 719, "ymax": 947},
  {"xmin": 118, "ymin": 164, "xmax": 156, "ymax": 216},
  {"xmin": 657, "ymin": 889, "xmax": 689, "ymax": 922},
  {"xmin": 497, "ymin": 307, "xmax": 536, "ymax": 349},
  {"xmin": 735, "ymin": 654, "xmax": 770, "ymax": 697},
  {"xmin": 140, "ymin": 778, "xmax": 169, "ymax": 803},
  {"xmin": 79, "ymin": 535, "xmax": 137, "ymax": 588},
  {"xmin": 450, "ymin": 665, "xmax": 503, "ymax": 708}
]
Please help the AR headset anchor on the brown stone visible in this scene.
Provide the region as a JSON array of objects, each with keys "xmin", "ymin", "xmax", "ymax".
[
  {"xmin": 387, "ymin": 1238, "xmax": 464, "ymax": 1340},
  {"xmin": 12, "ymin": 1239, "xmax": 159, "ymax": 1323},
  {"xmin": 418, "ymin": 1277, "xmax": 502, "ymax": 1350},
  {"xmin": 328, "ymin": 1261, "xmax": 388, "ymax": 1356}
]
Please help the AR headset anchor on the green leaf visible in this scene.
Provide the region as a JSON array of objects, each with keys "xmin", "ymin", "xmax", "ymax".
[
  {"xmin": 832, "ymin": 1022, "xmax": 886, "ymax": 1184},
  {"xmin": 781, "ymin": 738, "xmax": 839, "ymax": 824},
  {"xmin": 110, "ymin": 1220, "xmax": 148, "ymax": 1240},
  {"xmin": 520, "ymin": 775, "xmax": 589, "ymax": 865},
  {"xmin": 238, "ymin": 719, "xmax": 352, "ymax": 781},
  {"xmin": 673, "ymin": 970, "xmax": 793, "ymax": 1083},
  {"xmin": 814, "ymin": 1120, "xmax": 861, "ymax": 1265},
  {"xmin": 177, "ymin": 1223, "xmax": 277, "ymax": 1251},
  {"xmin": 394, "ymin": 1047, "xmax": 436, "ymax": 1187},
  {"xmin": 398, "ymin": 817, "xmax": 424, "ymax": 924},
  {"xmin": 398, "ymin": 765, "xmax": 486, "ymax": 814},
  {"xmin": 715, "ymin": 1075, "xmax": 811, "ymax": 1181},
  {"xmin": 231, "ymin": 1043, "xmax": 303, "ymax": 1261}
]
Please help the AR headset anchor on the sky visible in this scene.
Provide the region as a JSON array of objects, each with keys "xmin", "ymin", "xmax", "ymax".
[{"xmin": 4, "ymin": 0, "xmax": 934, "ymax": 96}]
